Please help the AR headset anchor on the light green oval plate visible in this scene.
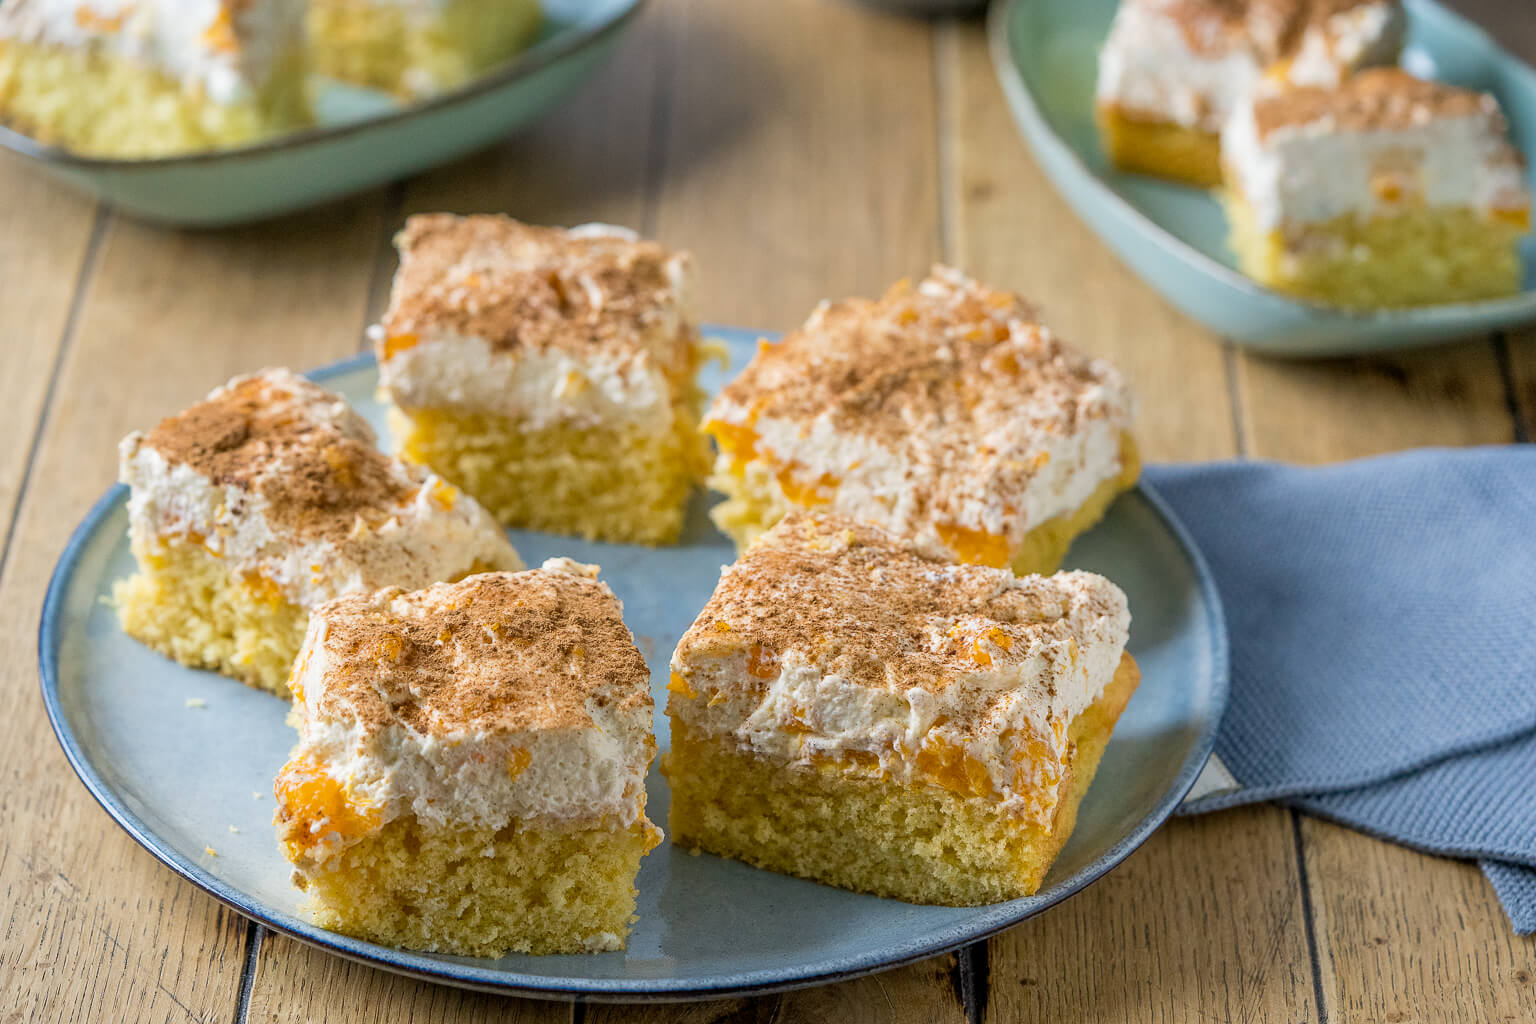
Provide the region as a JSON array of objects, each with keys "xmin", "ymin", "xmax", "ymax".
[
  {"xmin": 990, "ymin": 0, "xmax": 1536, "ymax": 356},
  {"xmin": 0, "ymin": 0, "xmax": 643, "ymax": 227}
]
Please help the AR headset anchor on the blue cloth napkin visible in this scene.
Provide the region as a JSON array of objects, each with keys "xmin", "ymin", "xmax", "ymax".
[{"xmin": 1141, "ymin": 447, "xmax": 1536, "ymax": 933}]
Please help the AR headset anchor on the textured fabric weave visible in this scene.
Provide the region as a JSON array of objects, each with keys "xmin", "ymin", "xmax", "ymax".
[{"xmin": 1144, "ymin": 447, "xmax": 1536, "ymax": 933}]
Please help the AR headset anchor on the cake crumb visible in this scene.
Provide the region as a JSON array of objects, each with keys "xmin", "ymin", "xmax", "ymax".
[
  {"xmin": 251, "ymin": 791, "xmax": 264, "ymax": 800},
  {"xmin": 204, "ymin": 846, "xmax": 218, "ymax": 857},
  {"xmin": 185, "ymin": 698, "xmax": 207, "ymax": 709},
  {"xmin": 228, "ymin": 825, "xmax": 240, "ymax": 834}
]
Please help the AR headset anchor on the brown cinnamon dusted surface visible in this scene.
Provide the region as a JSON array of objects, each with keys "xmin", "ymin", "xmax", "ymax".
[
  {"xmin": 380, "ymin": 214, "xmax": 694, "ymax": 371},
  {"xmin": 311, "ymin": 568, "xmax": 652, "ymax": 736},
  {"xmin": 675, "ymin": 512, "xmax": 1128, "ymax": 698},
  {"xmin": 140, "ymin": 368, "xmax": 416, "ymax": 543},
  {"xmin": 1144, "ymin": 0, "xmax": 1397, "ymax": 61},
  {"xmin": 1254, "ymin": 67, "xmax": 1503, "ymax": 139},
  {"xmin": 708, "ymin": 265, "xmax": 1126, "ymax": 449}
]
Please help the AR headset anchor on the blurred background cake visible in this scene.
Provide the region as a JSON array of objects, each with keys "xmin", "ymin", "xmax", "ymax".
[
  {"xmin": 307, "ymin": 0, "xmax": 542, "ymax": 98},
  {"xmin": 0, "ymin": 0, "xmax": 311, "ymax": 156}
]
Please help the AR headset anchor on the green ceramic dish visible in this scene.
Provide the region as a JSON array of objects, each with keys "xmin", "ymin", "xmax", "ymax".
[
  {"xmin": 0, "ymin": 0, "xmax": 643, "ymax": 227},
  {"xmin": 990, "ymin": 0, "xmax": 1536, "ymax": 357}
]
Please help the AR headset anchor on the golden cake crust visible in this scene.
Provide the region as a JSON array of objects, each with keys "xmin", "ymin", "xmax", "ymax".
[
  {"xmin": 309, "ymin": 568, "xmax": 652, "ymax": 737},
  {"xmin": 675, "ymin": 512, "xmax": 1126, "ymax": 717},
  {"xmin": 381, "ymin": 214, "xmax": 694, "ymax": 374}
]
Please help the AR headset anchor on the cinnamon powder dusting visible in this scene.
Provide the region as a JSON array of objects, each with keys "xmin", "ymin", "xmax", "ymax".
[
  {"xmin": 310, "ymin": 570, "xmax": 653, "ymax": 737},
  {"xmin": 380, "ymin": 214, "xmax": 694, "ymax": 375},
  {"xmin": 140, "ymin": 370, "xmax": 415, "ymax": 543},
  {"xmin": 675, "ymin": 512, "xmax": 1128, "ymax": 700}
]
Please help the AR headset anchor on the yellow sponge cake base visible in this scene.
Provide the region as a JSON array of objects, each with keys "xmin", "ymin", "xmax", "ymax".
[
  {"xmin": 114, "ymin": 538, "xmax": 308, "ymax": 697},
  {"xmin": 308, "ymin": 0, "xmax": 542, "ymax": 97},
  {"xmin": 1096, "ymin": 104, "xmax": 1223, "ymax": 188},
  {"xmin": 663, "ymin": 654, "xmax": 1140, "ymax": 906},
  {"xmin": 1223, "ymin": 192, "xmax": 1527, "ymax": 308},
  {"xmin": 293, "ymin": 815, "xmax": 661, "ymax": 956},
  {"xmin": 0, "ymin": 40, "xmax": 309, "ymax": 158},
  {"xmin": 389, "ymin": 401, "xmax": 707, "ymax": 546}
]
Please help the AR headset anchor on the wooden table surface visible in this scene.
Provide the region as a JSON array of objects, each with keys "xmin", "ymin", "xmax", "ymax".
[{"xmin": 4, "ymin": 1, "xmax": 1535, "ymax": 1021}]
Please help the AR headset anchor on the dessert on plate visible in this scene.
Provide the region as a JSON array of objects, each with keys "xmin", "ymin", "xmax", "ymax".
[
  {"xmin": 307, "ymin": 0, "xmax": 543, "ymax": 98},
  {"xmin": 115, "ymin": 368, "xmax": 520, "ymax": 697},
  {"xmin": 0, "ymin": 0, "xmax": 311, "ymax": 157},
  {"xmin": 373, "ymin": 214, "xmax": 709, "ymax": 545},
  {"xmin": 1223, "ymin": 68, "xmax": 1532, "ymax": 307},
  {"xmin": 703, "ymin": 266, "xmax": 1137, "ymax": 575},
  {"xmin": 1095, "ymin": 0, "xmax": 1404, "ymax": 186},
  {"xmin": 663, "ymin": 512, "xmax": 1139, "ymax": 905},
  {"xmin": 275, "ymin": 562, "xmax": 662, "ymax": 956}
]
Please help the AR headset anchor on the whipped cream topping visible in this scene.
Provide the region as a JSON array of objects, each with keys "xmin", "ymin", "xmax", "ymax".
[
  {"xmin": 1095, "ymin": 0, "xmax": 1403, "ymax": 132},
  {"xmin": 669, "ymin": 514, "xmax": 1132, "ymax": 825},
  {"xmin": 0, "ymin": 0, "xmax": 305, "ymax": 104},
  {"xmin": 374, "ymin": 216, "xmax": 697, "ymax": 435},
  {"xmin": 1224, "ymin": 72, "xmax": 1533, "ymax": 233},
  {"xmin": 280, "ymin": 566, "xmax": 657, "ymax": 866},
  {"xmin": 119, "ymin": 368, "xmax": 521, "ymax": 610},
  {"xmin": 705, "ymin": 266, "xmax": 1135, "ymax": 564}
]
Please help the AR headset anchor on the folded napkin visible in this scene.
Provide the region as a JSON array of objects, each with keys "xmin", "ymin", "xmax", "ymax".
[{"xmin": 1141, "ymin": 447, "xmax": 1536, "ymax": 933}]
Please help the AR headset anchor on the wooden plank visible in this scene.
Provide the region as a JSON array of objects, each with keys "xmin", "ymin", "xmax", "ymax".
[
  {"xmin": 0, "ymin": 196, "xmax": 388, "ymax": 1022},
  {"xmin": 1502, "ymin": 331, "xmax": 1536, "ymax": 439},
  {"xmin": 1236, "ymin": 343, "xmax": 1515, "ymax": 461},
  {"xmin": 596, "ymin": 3, "xmax": 964, "ymax": 1022},
  {"xmin": 243, "ymin": 934, "xmax": 569, "ymax": 1023},
  {"xmin": 1298, "ymin": 818, "xmax": 1536, "ymax": 1024},
  {"xmin": 1236, "ymin": 326, "xmax": 1530, "ymax": 1018},
  {"xmin": 0, "ymin": 163, "xmax": 99, "ymax": 536},
  {"xmin": 600, "ymin": 958, "xmax": 967, "ymax": 1024},
  {"xmin": 942, "ymin": 20, "xmax": 1319, "ymax": 1024},
  {"xmin": 650, "ymin": 0, "xmax": 945, "ymax": 331}
]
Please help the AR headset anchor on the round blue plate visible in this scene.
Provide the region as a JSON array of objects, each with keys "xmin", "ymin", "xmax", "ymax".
[{"xmin": 39, "ymin": 328, "xmax": 1228, "ymax": 1002}]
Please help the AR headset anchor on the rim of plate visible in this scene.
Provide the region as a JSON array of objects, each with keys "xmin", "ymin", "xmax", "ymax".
[
  {"xmin": 0, "ymin": 0, "xmax": 646, "ymax": 171},
  {"xmin": 37, "ymin": 343, "xmax": 1229, "ymax": 1002},
  {"xmin": 986, "ymin": 0, "xmax": 1536, "ymax": 326}
]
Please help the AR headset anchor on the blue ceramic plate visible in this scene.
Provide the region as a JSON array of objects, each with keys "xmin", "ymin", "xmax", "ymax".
[
  {"xmin": 990, "ymin": 0, "xmax": 1536, "ymax": 356},
  {"xmin": 0, "ymin": 0, "xmax": 642, "ymax": 227},
  {"xmin": 39, "ymin": 328, "xmax": 1227, "ymax": 1001}
]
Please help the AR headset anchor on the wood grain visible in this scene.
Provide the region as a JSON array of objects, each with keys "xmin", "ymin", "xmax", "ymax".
[
  {"xmin": 1235, "ymin": 342, "xmax": 1515, "ymax": 462},
  {"xmin": 1236, "ymin": 316, "xmax": 1532, "ymax": 1022},
  {"xmin": 591, "ymin": 959, "xmax": 968, "ymax": 1024},
  {"xmin": 243, "ymin": 934, "xmax": 569, "ymax": 1023},
  {"xmin": 942, "ymin": 21, "xmax": 1319, "ymax": 1024},
  {"xmin": 0, "ymin": 196, "xmax": 386, "ymax": 1022},
  {"xmin": 0, "ymin": 163, "xmax": 99, "ymax": 538},
  {"xmin": 651, "ymin": 0, "xmax": 943, "ymax": 331}
]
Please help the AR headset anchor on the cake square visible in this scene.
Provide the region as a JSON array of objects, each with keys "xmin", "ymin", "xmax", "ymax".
[
  {"xmin": 373, "ymin": 215, "xmax": 709, "ymax": 546},
  {"xmin": 275, "ymin": 562, "xmax": 663, "ymax": 955},
  {"xmin": 1223, "ymin": 68, "xmax": 1532, "ymax": 307},
  {"xmin": 1095, "ymin": 0, "xmax": 1404, "ymax": 186},
  {"xmin": 307, "ymin": 0, "xmax": 543, "ymax": 99},
  {"xmin": 703, "ymin": 266, "xmax": 1138, "ymax": 576},
  {"xmin": 663, "ymin": 512, "xmax": 1139, "ymax": 905},
  {"xmin": 0, "ymin": 0, "xmax": 311, "ymax": 157},
  {"xmin": 115, "ymin": 368, "xmax": 521, "ymax": 697}
]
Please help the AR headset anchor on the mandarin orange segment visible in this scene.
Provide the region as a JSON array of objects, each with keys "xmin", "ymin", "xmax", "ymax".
[
  {"xmin": 935, "ymin": 523, "xmax": 1011, "ymax": 568},
  {"xmin": 274, "ymin": 756, "xmax": 382, "ymax": 858}
]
